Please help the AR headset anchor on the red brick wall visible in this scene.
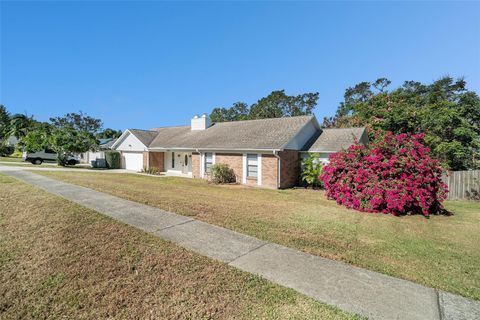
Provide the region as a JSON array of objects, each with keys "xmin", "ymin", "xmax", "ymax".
[
  {"xmin": 215, "ymin": 153, "xmax": 243, "ymax": 183},
  {"xmin": 143, "ymin": 152, "xmax": 165, "ymax": 171},
  {"xmin": 278, "ymin": 150, "xmax": 300, "ymax": 188},
  {"xmin": 214, "ymin": 153, "xmax": 281, "ymax": 189},
  {"xmin": 190, "ymin": 151, "xmax": 297, "ymax": 189},
  {"xmin": 142, "ymin": 152, "xmax": 148, "ymax": 169},
  {"xmin": 192, "ymin": 153, "xmax": 200, "ymax": 178},
  {"xmin": 262, "ymin": 154, "xmax": 278, "ymax": 189},
  {"xmin": 150, "ymin": 152, "xmax": 164, "ymax": 171}
]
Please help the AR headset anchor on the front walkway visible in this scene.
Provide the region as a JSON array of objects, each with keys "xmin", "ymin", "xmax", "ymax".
[{"xmin": 2, "ymin": 167, "xmax": 479, "ymax": 320}]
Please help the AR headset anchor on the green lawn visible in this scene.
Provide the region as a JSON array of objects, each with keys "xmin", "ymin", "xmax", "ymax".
[
  {"xmin": 0, "ymin": 156, "xmax": 22, "ymax": 162},
  {"xmin": 0, "ymin": 162, "xmax": 53, "ymax": 169},
  {"xmin": 0, "ymin": 161, "xmax": 97, "ymax": 169},
  {"xmin": 33, "ymin": 171, "xmax": 480, "ymax": 301},
  {"xmin": 0, "ymin": 174, "xmax": 359, "ymax": 320}
]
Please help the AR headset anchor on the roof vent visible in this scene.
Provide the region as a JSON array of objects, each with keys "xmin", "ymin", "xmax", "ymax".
[{"xmin": 191, "ymin": 114, "xmax": 211, "ymax": 130}]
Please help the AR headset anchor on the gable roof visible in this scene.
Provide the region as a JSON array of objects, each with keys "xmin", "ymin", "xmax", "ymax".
[
  {"xmin": 100, "ymin": 138, "xmax": 117, "ymax": 150},
  {"xmin": 129, "ymin": 129, "xmax": 158, "ymax": 146},
  {"xmin": 148, "ymin": 115, "xmax": 317, "ymax": 150},
  {"xmin": 111, "ymin": 129, "xmax": 158, "ymax": 150},
  {"xmin": 308, "ymin": 127, "xmax": 366, "ymax": 152}
]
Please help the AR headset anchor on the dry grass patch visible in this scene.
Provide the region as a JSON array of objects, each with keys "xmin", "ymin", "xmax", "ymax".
[
  {"xmin": 0, "ymin": 156, "xmax": 22, "ymax": 162},
  {"xmin": 0, "ymin": 174, "xmax": 358, "ymax": 320},
  {"xmin": 33, "ymin": 171, "xmax": 480, "ymax": 300}
]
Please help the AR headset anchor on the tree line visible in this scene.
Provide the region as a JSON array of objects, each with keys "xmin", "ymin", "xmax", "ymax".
[
  {"xmin": 322, "ymin": 77, "xmax": 480, "ymax": 171},
  {"xmin": 209, "ymin": 90, "xmax": 319, "ymax": 122},
  {"xmin": 209, "ymin": 77, "xmax": 479, "ymax": 171},
  {"xmin": 1, "ymin": 76, "xmax": 478, "ymax": 170},
  {"xmin": 0, "ymin": 106, "xmax": 121, "ymax": 165}
]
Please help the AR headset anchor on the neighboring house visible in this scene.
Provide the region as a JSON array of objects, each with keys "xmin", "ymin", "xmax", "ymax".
[
  {"xmin": 112, "ymin": 115, "xmax": 366, "ymax": 189},
  {"xmin": 305, "ymin": 127, "xmax": 368, "ymax": 164},
  {"xmin": 79, "ymin": 138, "xmax": 117, "ymax": 164}
]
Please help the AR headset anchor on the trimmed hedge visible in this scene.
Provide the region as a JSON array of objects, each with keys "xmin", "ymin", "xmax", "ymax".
[{"xmin": 105, "ymin": 150, "xmax": 121, "ymax": 169}]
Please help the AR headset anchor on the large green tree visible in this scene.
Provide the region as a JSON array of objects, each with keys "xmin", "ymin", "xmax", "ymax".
[
  {"xmin": 324, "ymin": 77, "xmax": 480, "ymax": 170},
  {"xmin": 0, "ymin": 105, "xmax": 10, "ymax": 141},
  {"xmin": 9, "ymin": 113, "xmax": 36, "ymax": 139},
  {"xmin": 0, "ymin": 105, "xmax": 13, "ymax": 156},
  {"xmin": 21, "ymin": 122, "xmax": 52, "ymax": 153},
  {"xmin": 96, "ymin": 128, "xmax": 122, "ymax": 139},
  {"xmin": 23, "ymin": 112, "xmax": 102, "ymax": 166},
  {"xmin": 250, "ymin": 90, "xmax": 319, "ymax": 119},
  {"xmin": 50, "ymin": 111, "xmax": 102, "ymax": 135},
  {"xmin": 210, "ymin": 102, "xmax": 250, "ymax": 123},
  {"xmin": 210, "ymin": 90, "xmax": 319, "ymax": 122}
]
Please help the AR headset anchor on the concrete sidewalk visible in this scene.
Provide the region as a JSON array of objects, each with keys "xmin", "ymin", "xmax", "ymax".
[{"xmin": 2, "ymin": 168, "xmax": 479, "ymax": 320}]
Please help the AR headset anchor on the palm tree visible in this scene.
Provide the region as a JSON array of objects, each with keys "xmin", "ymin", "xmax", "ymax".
[{"xmin": 9, "ymin": 114, "xmax": 35, "ymax": 139}]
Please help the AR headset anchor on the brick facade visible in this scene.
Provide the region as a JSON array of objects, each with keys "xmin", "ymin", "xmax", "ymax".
[
  {"xmin": 143, "ymin": 152, "xmax": 165, "ymax": 171},
  {"xmin": 190, "ymin": 150, "xmax": 300, "ymax": 189},
  {"xmin": 261, "ymin": 154, "xmax": 278, "ymax": 189},
  {"xmin": 143, "ymin": 152, "xmax": 147, "ymax": 169},
  {"xmin": 192, "ymin": 152, "xmax": 201, "ymax": 178},
  {"xmin": 278, "ymin": 150, "xmax": 300, "ymax": 188},
  {"xmin": 215, "ymin": 153, "xmax": 243, "ymax": 183}
]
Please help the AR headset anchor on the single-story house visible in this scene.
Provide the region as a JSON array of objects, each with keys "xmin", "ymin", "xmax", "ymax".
[
  {"xmin": 303, "ymin": 127, "xmax": 368, "ymax": 164},
  {"xmin": 112, "ymin": 115, "xmax": 366, "ymax": 189},
  {"xmin": 79, "ymin": 138, "xmax": 117, "ymax": 164}
]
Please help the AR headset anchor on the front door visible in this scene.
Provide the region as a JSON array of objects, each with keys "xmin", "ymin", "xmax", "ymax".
[{"xmin": 182, "ymin": 154, "xmax": 189, "ymax": 174}]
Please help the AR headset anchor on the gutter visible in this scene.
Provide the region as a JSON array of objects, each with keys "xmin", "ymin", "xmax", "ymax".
[
  {"xmin": 304, "ymin": 150, "xmax": 337, "ymax": 153},
  {"xmin": 148, "ymin": 147, "xmax": 276, "ymax": 153}
]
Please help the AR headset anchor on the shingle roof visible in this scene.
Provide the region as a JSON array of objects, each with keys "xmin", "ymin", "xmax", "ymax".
[
  {"xmin": 308, "ymin": 127, "xmax": 366, "ymax": 152},
  {"xmin": 145, "ymin": 115, "xmax": 316, "ymax": 150},
  {"xmin": 98, "ymin": 138, "xmax": 112, "ymax": 145},
  {"xmin": 129, "ymin": 129, "xmax": 159, "ymax": 147},
  {"xmin": 100, "ymin": 138, "xmax": 117, "ymax": 150}
]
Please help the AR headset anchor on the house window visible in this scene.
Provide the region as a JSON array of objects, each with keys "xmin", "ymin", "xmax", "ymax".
[
  {"xmin": 171, "ymin": 152, "xmax": 175, "ymax": 168},
  {"xmin": 247, "ymin": 154, "xmax": 258, "ymax": 178},
  {"xmin": 204, "ymin": 153, "xmax": 213, "ymax": 173}
]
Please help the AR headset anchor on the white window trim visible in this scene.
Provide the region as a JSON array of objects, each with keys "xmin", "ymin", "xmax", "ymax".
[
  {"xmin": 244, "ymin": 153, "xmax": 261, "ymax": 185},
  {"xmin": 257, "ymin": 153, "xmax": 262, "ymax": 186},
  {"xmin": 201, "ymin": 152, "xmax": 215, "ymax": 178},
  {"xmin": 242, "ymin": 153, "xmax": 247, "ymax": 184}
]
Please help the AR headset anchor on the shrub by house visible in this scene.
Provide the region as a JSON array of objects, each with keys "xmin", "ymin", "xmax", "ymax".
[
  {"xmin": 301, "ymin": 153, "xmax": 323, "ymax": 188},
  {"xmin": 210, "ymin": 163, "xmax": 236, "ymax": 184},
  {"xmin": 320, "ymin": 132, "xmax": 448, "ymax": 216},
  {"xmin": 105, "ymin": 150, "xmax": 121, "ymax": 169}
]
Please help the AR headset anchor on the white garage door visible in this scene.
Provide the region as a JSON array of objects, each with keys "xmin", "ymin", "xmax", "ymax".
[{"xmin": 123, "ymin": 152, "xmax": 144, "ymax": 171}]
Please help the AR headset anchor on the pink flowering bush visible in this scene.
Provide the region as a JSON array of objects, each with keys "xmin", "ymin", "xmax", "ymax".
[{"xmin": 320, "ymin": 132, "xmax": 448, "ymax": 216}]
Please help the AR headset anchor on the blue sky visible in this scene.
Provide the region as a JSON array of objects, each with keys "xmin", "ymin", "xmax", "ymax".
[{"xmin": 1, "ymin": 1, "xmax": 479, "ymax": 131}]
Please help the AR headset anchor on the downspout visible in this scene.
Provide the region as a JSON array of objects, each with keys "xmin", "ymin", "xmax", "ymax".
[{"xmin": 273, "ymin": 149, "xmax": 282, "ymax": 189}]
